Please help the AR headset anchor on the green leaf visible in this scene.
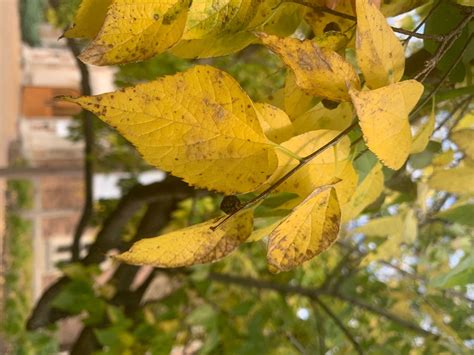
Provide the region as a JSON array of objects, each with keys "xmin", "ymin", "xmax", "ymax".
[
  {"xmin": 431, "ymin": 254, "xmax": 474, "ymax": 288},
  {"xmin": 436, "ymin": 203, "xmax": 474, "ymax": 226}
]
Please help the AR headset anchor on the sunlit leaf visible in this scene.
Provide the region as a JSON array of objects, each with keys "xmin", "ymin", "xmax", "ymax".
[{"xmin": 64, "ymin": 65, "xmax": 278, "ymax": 194}]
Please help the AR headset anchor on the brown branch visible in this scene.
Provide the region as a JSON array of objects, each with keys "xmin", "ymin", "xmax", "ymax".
[
  {"xmin": 289, "ymin": 0, "xmax": 445, "ymax": 41},
  {"xmin": 212, "ymin": 122, "xmax": 358, "ymax": 230},
  {"xmin": 312, "ymin": 298, "xmax": 364, "ymax": 355},
  {"xmin": 208, "ymin": 272, "xmax": 437, "ymax": 337},
  {"xmin": 411, "ymin": 33, "xmax": 473, "ymax": 120},
  {"xmin": 414, "ymin": 9, "xmax": 474, "ymax": 82},
  {"xmin": 403, "ymin": 0, "xmax": 442, "ymax": 46},
  {"xmin": 67, "ymin": 38, "xmax": 95, "ymax": 262}
]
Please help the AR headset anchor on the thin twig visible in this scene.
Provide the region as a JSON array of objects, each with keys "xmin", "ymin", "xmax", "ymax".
[
  {"xmin": 403, "ymin": 0, "xmax": 442, "ymax": 46},
  {"xmin": 312, "ymin": 298, "xmax": 364, "ymax": 355},
  {"xmin": 411, "ymin": 33, "xmax": 474, "ymax": 120},
  {"xmin": 414, "ymin": 10, "xmax": 474, "ymax": 82},
  {"xmin": 208, "ymin": 272, "xmax": 437, "ymax": 337},
  {"xmin": 211, "ymin": 122, "xmax": 358, "ymax": 230}
]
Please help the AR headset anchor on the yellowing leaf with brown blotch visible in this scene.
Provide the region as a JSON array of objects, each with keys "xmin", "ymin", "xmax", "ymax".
[
  {"xmin": 64, "ymin": 66, "xmax": 278, "ymax": 194},
  {"xmin": 258, "ymin": 33, "xmax": 360, "ymax": 102},
  {"xmin": 79, "ymin": 0, "xmax": 191, "ymax": 65},
  {"xmin": 267, "ymin": 187, "xmax": 341, "ymax": 272},
  {"xmin": 341, "ymin": 162, "xmax": 384, "ymax": 223},
  {"xmin": 116, "ymin": 210, "xmax": 253, "ymax": 267},
  {"xmin": 428, "ymin": 167, "xmax": 474, "ymax": 195},
  {"xmin": 255, "ymin": 103, "xmax": 295, "ymax": 144},
  {"xmin": 350, "ymin": 80, "xmax": 424, "ymax": 169},
  {"xmin": 411, "ymin": 104, "xmax": 436, "ymax": 154},
  {"xmin": 451, "ymin": 129, "xmax": 474, "ymax": 160},
  {"xmin": 292, "ymin": 102, "xmax": 353, "ymax": 134},
  {"xmin": 64, "ymin": 0, "xmax": 112, "ymax": 39},
  {"xmin": 267, "ymin": 130, "xmax": 352, "ymax": 204},
  {"xmin": 356, "ymin": 0, "xmax": 405, "ymax": 89}
]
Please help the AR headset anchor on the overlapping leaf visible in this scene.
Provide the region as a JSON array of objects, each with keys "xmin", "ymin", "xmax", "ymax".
[
  {"xmin": 267, "ymin": 187, "xmax": 341, "ymax": 272},
  {"xmin": 116, "ymin": 210, "xmax": 253, "ymax": 267},
  {"xmin": 64, "ymin": 0, "xmax": 112, "ymax": 39},
  {"xmin": 341, "ymin": 162, "xmax": 384, "ymax": 223},
  {"xmin": 258, "ymin": 33, "xmax": 360, "ymax": 101},
  {"xmin": 356, "ymin": 0, "xmax": 405, "ymax": 89},
  {"xmin": 411, "ymin": 104, "xmax": 436, "ymax": 154},
  {"xmin": 255, "ymin": 103, "xmax": 295, "ymax": 144},
  {"xmin": 79, "ymin": 0, "xmax": 192, "ymax": 65},
  {"xmin": 428, "ymin": 167, "xmax": 474, "ymax": 195},
  {"xmin": 64, "ymin": 65, "xmax": 278, "ymax": 194},
  {"xmin": 350, "ymin": 80, "xmax": 424, "ymax": 169}
]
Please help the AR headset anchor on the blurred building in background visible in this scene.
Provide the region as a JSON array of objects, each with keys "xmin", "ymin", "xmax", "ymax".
[{"xmin": 1, "ymin": 2, "xmax": 115, "ymax": 341}]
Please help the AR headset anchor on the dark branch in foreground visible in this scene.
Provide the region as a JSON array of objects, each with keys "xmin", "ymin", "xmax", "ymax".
[
  {"xmin": 27, "ymin": 177, "xmax": 194, "ymax": 330},
  {"xmin": 67, "ymin": 38, "xmax": 95, "ymax": 262}
]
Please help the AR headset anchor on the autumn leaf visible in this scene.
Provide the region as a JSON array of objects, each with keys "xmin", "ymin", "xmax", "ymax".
[
  {"xmin": 258, "ymin": 33, "xmax": 361, "ymax": 101},
  {"xmin": 283, "ymin": 72, "xmax": 317, "ymax": 119},
  {"xmin": 292, "ymin": 102, "xmax": 353, "ymax": 134},
  {"xmin": 355, "ymin": 0, "xmax": 405, "ymax": 89},
  {"xmin": 350, "ymin": 80, "xmax": 424, "ymax": 169},
  {"xmin": 64, "ymin": 0, "xmax": 112, "ymax": 39},
  {"xmin": 79, "ymin": 0, "xmax": 191, "ymax": 65},
  {"xmin": 116, "ymin": 210, "xmax": 253, "ymax": 267},
  {"xmin": 255, "ymin": 103, "xmax": 295, "ymax": 144},
  {"xmin": 451, "ymin": 129, "xmax": 474, "ymax": 160},
  {"xmin": 64, "ymin": 65, "xmax": 278, "ymax": 194},
  {"xmin": 341, "ymin": 162, "xmax": 384, "ymax": 223},
  {"xmin": 171, "ymin": 0, "xmax": 287, "ymax": 58},
  {"xmin": 266, "ymin": 130, "xmax": 352, "ymax": 203},
  {"xmin": 267, "ymin": 186, "xmax": 341, "ymax": 272},
  {"xmin": 428, "ymin": 166, "xmax": 474, "ymax": 195}
]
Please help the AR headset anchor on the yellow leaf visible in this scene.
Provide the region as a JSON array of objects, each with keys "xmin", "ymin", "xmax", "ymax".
[
  {"xmin": 358, "ymin": 209, "xmax": 418, "ymax": 264},
  {"xmin": 454, "ymin": 111, "xmax": 474, "ymax": 131},
  {"xmin": 267, "ymin": 130, "xmax": 351, "ymax": 202},
  {"xmin": 350, "ymin": 80, "xmax": 424, "ymax": 169},
  {"xmin": 64, "ymin": 65, "xmax": 278, "ymax": 194},
  {"xmin": 284, "ymin": 72, "xmax": 317, "ymax": 119},
  {"xmin": 267, "ymin": 187, "xmax": 341, "ymax": 272},
  {"xmin": 247, "ymin": 220, "xmax": 282, "ymax": 243},
  {"xmin": 292, "ymin": 102, "xmax": 353, "ymax": 134},
  {"xmin": 258, "ymin": 33, "xmax": 360, "ymax": 101},
  {"xmin": 79, "ymin": 0, "xmax": 191, "ymax": 65},
  {"xmin": 428, "ymin": 166, "xmax": 474, "ymax": 195},
  {"xmin": 341, "ymin": 162, "xmax": 384, "ymax": 222},
  {"xmin": 432, "ymin": 150, "xmax": 454, "ymax": 166},
  {"xmin": 171, "ymin": 0, "xmax": 283, "ymax": 58},
  {"xmin": 64, "ymin": 0, "xmax": 112, "ymax": 39},
  {"xmin": 411, "ymin": 103, "xmax": 436, "ymax": 154},
  {"xmin": 255, "ymin": 103, "xmax": 295, "ymax": 144},
  {"xmin": 116, "ymin": 210, "xmax": 253, "ymax": 267},
  {"xmin": 451, "ymin": 129, "xmax": 474, "ymax": 160},
  {"xmin": 354, "ymin": 215, "xmax": 402, "ymax": 237},
  {"xmin": 355, "ymin": 0, "xmax": 405, "ymax": 88}
]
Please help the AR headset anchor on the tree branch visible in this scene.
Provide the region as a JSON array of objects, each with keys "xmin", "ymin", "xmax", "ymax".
[
  {"xmin": 212, "ymin": 122, "xmax": 358, "ymax": 230},
  {"xmin": 289, "ymin": 0, "xmax": 445, "ymax": 41},
  {"xmin": 66, "ymin": 38, "xmax": 95, "ymax": 262},
  {"xmin": 208, "ymin": 272, "xmax": 437, "ymax": 338},
  {"xmin": 27, "ymin": 177, "xmax": 194, "ymax": 330},
  {"xmin": 311, "ymin": 298, "xmax": 364, "ymax": 355}
]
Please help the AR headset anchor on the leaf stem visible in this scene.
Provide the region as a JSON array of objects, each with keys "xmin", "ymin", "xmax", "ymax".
[{"xmin": 273, "ymin": 143, "xmax": 304, "ymax": 162}]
